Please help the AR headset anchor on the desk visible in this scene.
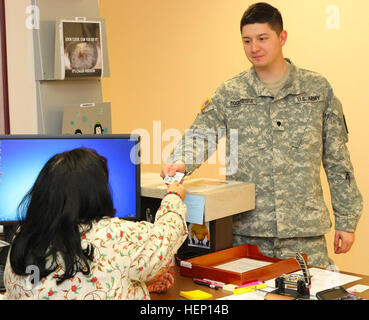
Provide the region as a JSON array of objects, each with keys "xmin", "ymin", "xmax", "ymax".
[
  {"xmin": 151, "ymin": 266, "xmax": 369, "ymax": 300},
  {"xmin": 1, "ymin": 265, "xmax": 368, "ymax": 300}
]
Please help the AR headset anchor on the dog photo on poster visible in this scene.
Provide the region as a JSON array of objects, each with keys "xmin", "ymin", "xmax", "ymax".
[
  {"xmin": 188, "ymin": 222, "xmax": 211, "ymax": 249},
  {"xmin": 60, "ymin": 20, "xmax": 103, "ymax": 79}
]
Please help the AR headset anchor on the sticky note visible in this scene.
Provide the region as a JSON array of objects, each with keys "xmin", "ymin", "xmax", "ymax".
[
  {"xmin": 184, "ymin": 194, "xmax": 205, "ymax": 224},
  {"xmin": 233, "ymin": 283, "xmax": 267, "ymax": 295},
  {"xmin": 180, "ymin": 290, "xmax": 213, "ymax": 300},
  {"xmin": 222, "ymin": 284, "xmax": 237, "ymax": 292}
]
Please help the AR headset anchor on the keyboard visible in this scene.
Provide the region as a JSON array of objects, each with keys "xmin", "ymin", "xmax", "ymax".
[{"xmin": 0, "ymin": 264, "xmax": 5, "ymax": 291}]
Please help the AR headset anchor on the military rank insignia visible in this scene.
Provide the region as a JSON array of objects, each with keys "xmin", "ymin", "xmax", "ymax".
[{"xmin": 200, "ymin": 98, "xmax": 212, "ymax": 112}]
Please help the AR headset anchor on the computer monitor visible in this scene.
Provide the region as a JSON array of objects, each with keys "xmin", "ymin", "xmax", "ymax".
[{"xmin": 0, "ymin": 134, "xmax": 141, "ymax": 230}]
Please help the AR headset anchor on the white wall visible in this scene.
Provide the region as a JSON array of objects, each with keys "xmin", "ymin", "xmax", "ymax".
[{"xmin": 5, "ymin": 0, "xmax": 38, "ymax": 134}]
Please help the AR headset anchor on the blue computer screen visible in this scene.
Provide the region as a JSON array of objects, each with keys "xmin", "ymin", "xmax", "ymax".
[{"xmin": 0, "ymin": 135, "xmax": 140, "ymax": 222}]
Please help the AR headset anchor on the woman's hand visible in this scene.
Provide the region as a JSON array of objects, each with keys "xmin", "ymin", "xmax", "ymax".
[
  {"xmin": 167, "ymin": 181, "xmax": 186, "ymax": 201},
  {"xmin": 146, "ymin": 268, "xmax": 174, "ymax": 293}
]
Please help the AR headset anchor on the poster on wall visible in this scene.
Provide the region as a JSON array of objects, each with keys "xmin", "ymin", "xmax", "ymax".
[
  {"xmin": 187, "ymin": 222, "xmax": 211, "ymax": 250},
  {"xmin": 55, "ymin": 19, "xmax": 104, "ymax": 80},
  {"xmin": 62, "ymin": 102, "xmax": 112, "ymax": 135}
]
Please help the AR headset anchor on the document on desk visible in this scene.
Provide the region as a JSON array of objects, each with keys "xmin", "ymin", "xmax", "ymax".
[
  {"xmin": 184, "ymin": 194, "xmax": 205, "ymax": 224},
  {"xmin": 307, "ymin": 268, "xmax": 362, "ymax": 295},
  {"xmin": 265, "ymin": 267, "xmax": 362, "ymax": 296},
  {"xmin": 214, "ymin": 258, "xmax": 273, "ymax": 273}
]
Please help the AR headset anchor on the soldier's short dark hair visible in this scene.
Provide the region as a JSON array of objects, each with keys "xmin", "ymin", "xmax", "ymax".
[{"xmin": 240, "ymin": 2, "xmax": 283, "ymax": 34}]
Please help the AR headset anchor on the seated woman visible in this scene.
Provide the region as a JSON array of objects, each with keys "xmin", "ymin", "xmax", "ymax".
[{"xmin": 3, "ymin": 147, "xmax": 187, "ymax": 300}]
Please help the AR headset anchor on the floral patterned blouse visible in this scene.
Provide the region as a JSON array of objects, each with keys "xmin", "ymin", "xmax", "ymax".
[{"xmin": 3, "ymin": 194, "xmax": 187, "ymax": 300}]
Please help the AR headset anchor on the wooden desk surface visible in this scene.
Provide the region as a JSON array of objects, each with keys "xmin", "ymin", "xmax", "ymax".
[
  {"xmin": 150, "ymin": 267, "xmax": 232, "ymax": 300},
  {"xmin": 151, "ymin": 266, "xmax": 369, "ymax": 300},
  {"xmin": 1, "ymin": 265, "xmax": 368, "ymax": 300}
]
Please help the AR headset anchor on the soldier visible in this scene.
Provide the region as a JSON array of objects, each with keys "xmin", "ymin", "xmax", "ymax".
[{"xmin": 161, "ymin": 2, "xmax": 363, "ymax": 268}]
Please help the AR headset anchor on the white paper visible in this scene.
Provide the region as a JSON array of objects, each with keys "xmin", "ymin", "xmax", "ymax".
[
  {"xmin": 214, "ymin": 258, "xmax": 272, "ymax": 273},
  {"xmin": 347, "ymin": 284, "xmax": 369, "ymax": 293},
  {"xmin": 308, "ymin": 268, "xmax": 361, "ymax": 295},
  {"xmin": 183, "ymin": 194, "xmax": 205, "ymax": 224},
  {"xmin": 265, "ymin": 267, "xmax": 362, "ymax": 297}
]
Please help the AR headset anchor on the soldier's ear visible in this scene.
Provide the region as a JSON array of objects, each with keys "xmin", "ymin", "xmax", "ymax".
[{"xmin": 280, "ymin": 30, "xmax": 288, "ymax": 47}]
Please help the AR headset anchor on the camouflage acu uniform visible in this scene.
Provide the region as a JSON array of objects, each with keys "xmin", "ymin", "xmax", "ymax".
[{"xmin": 168, "ymin": 59, "xmax": 363, "ymax": 267}]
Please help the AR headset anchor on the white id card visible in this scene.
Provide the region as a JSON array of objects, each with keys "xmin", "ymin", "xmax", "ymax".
[{"xmin": 163, "ymin": 172, "xmax": 185, "ymax": 184}]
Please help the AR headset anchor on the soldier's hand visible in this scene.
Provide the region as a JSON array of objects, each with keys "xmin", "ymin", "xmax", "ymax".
[
  {"xmin": 334, "ymin": 230, "xmax": 355, "ymax": 254},
  {"xmin": 160, "ymin": 161, "xmax": 186, "ymax": 180}
]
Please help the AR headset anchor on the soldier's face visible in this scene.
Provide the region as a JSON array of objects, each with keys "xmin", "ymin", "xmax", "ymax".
[{"xmin": 241, "ymin": 23, "xmax": 287, "ymax": 69}]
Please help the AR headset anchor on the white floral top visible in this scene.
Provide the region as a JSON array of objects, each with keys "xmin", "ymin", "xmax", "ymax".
[{"xmin": 3, "ymin": 194, "xmax": 187, "ymax": 300}]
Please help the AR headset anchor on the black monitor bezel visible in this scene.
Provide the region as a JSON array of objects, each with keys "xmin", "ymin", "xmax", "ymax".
[{"xmin": 0, "ymin": 133, "xmax": 142, "ymax": 224}]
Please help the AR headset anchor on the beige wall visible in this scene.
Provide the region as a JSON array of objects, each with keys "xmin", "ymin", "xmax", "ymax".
[
  {"xmin": 5, "ymin": 0, "xmax": 38, "ymax": 134},
  {"xmin": 100, "ymin": 0, "xmax": 368, "ymax": 275}
]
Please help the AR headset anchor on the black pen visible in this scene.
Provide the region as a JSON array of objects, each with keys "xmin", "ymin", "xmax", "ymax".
[{"xmin": 193, "ymin": 278, "xmax": 219, "ymax": 290}]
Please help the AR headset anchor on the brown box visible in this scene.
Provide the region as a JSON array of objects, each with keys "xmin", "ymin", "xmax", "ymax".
[{"xmin": 179, "ymin": 244, "xmax": 306, "ymax": 285}]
